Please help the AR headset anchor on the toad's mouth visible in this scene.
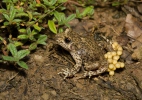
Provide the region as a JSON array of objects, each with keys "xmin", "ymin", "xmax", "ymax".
[
  {"xmin": 55, "ymin": 36, "xmax": 73, "ymax": 51},
  {"xmin": 55, "ymin": 40, "xmax": 71, "ymax": 51}
]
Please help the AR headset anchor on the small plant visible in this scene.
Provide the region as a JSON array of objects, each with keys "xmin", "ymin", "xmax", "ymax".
[
  {"xmin": 76, "ymin": 6, "xmax": 94, "ymax": 19},
  {"xmin": 48, "ymin": 11, "xmax": 76, "ymax": 33},
  {"xmin": 18, "ymin": 27, "xmax": 47, "ymax": 50},
  {"xmin": 0, "ymin": 0, "xmax": 95, "ymax": 69},
  {"xmin": 2, "ymin": 43, "xmax": 30, "ymax": 69},
  {"xmin": 112, "ymin": 0, "xmax": 128, "ymax": 6}
]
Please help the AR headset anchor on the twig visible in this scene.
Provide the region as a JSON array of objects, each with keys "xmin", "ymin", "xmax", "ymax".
[{"xmin": 6, "ymin": 72, "xmax": 19, "ymax": 83}]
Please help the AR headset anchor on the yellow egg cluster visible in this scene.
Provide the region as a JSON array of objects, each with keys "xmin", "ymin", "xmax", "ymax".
[{"xmin": 104, "ymin": 42, "xmax": 125, "ymax": 76}]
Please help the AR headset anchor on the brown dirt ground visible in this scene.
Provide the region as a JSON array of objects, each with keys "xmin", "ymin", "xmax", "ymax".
[{"xmin": 0, "ymin": 7, "xmax": 142, "ymax": 100}]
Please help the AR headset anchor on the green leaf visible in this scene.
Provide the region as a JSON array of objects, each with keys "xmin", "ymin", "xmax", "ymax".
[
  {"xmin": 29, "ymin": 43, "xmax": 37, "ymax": 50},
  {"xmin": 31, "ymin": 29, "xmax": 38, "ymax": 35},
  {"xmin": 43, "ymin": 0, "xmax": 49, "ymax": 6},
  {"xmin": 32, "ymin": 12, "xmax": 41, "ymax": 16},
  {"xmin": 66, "ymin": 14, "xmax": 76, "ymax": 22},
  {"xmin": 17, "ymin": 61, "xmax": 28, "ymax": 69},
  {"xmin": 27, "ymin": 11, "xmax": 33, "ymax": 21},
  {"xmin": 59, "ymin": 6, "xmax": 66, "ymax": 11},
  {"xmin": 39, "ymin": 41, "xmax": 46, "ymax": 45},
  {"xmin": 0, "ymin": 36, "xmax": 4, "ymax": 41},
  {"xmin": 27, "ymin": 27, "xmax": 32, "ymax": 35},
  {"xmin": 2, "ymin": 0, "xmax": 12, "ymax": 3},
  {"xmin": 3, "ymin": 14, "xmax": 10, "ymax": 21},
  {"xmin": 54, "ymin": 11, "xmax": 62, "ymax": 22},
  {"xmin": 112, "ymin": 1, "xmax": 120, "ymax": 6},
  {"xmin": 20, "ymin": 1, "xmax": 24, "ymax": 6},
  {"xmin": 76, "ymin": 6, "xmax": 94, "ymax": 19},
  {"xmin": 80, "ymin": 6, "xmax": 94, "ymax": 17},
  {"xmin": 37, "ymin": 35, "xmax": 47, "ymax": 45},
  {"xmin": 13, "ymin": 19, "xmax": 22, "ymax": 23},
  {"xmin": 58, "ymin": 13, "xmax": 66, "ymax": 25},
  {"xmin": 0, "ymin": 9, "xmax": 7, "ymax": 13},
  {"xmin": 43, "ymin": 0, "xmax": 57, "ymax": 6},
  {"xmin": 48, "ymin": 20, "xmax": 57, "ymax": 34},
  {"xmin": 54, "ymin": 12, "xmax": 66, "ymax": 22},
  {"xmin": 8, "ymin": 43, "xmax": 17, "ymax": 57},
  {"xmin": 26, "ymin": 21, "xmax": 35, "ymax": 26},
  {"xmin": 9, "ymin": 6, "xmax": 16, "ymax": 21},
  {"xmin": 29, "ymin": 35, "xmax": 36, "ymax": 41},
  {"xmin": 57, "ymin": 0, "xmax": 67, "ymax": 3},
  {"xmin": 18, "ymin": 28, "xmax": 27, "ymax": 34},
  {"xmin": 17, "ymin": 34, "xmax": 28, "ymax": 39},
  {"xmin": 16, "ymin": 7, "xmax": 24, "ymax": 12},
  {"xmin": 49, "ymin": 0, "xmax": 57, "ymax": 6},
  {"xmin": 17, "ymin": 49, "xmax": 30, "ymax": 59},
  {"xmin": 33, "ymin": 24, "xmax": 42, "ymax": 31},
  {"xmin": 12, "ymin": 0, "xmax": 18, "ymax": 3},
  {"xmin": 35, "ymin": 4, "xmax": 41, "ymax": 7},
  {"xmin": 6, "ymin": 3, "xmax": 11, "ymax": 10},
  {"xmin": 36, "ymin": 4, "xmax": 47, "ymax": 11},
  {"xmin": 58, "ymin": 27, "xmax": 63, "ymax": 33},
  {"xmin": 60, "ymin": 13, "xmax": 66, "ymax": 21},
  {"xmin": 4, "ymin": 21, "xmax": 9, "ymax": 26},
  {"xmin": 76, "ymin": 9, "xmax": 81, "ymax": 18},
  {"xmin": 14, "ymin": 41, "xmax": 23, "ymax": 47},
  {"xmin": 15, "ymin": 12, "xmax": 28, "ymax": 17},
  {"xmin": 64, "ymin": 23, "xmax": 70, "ymax": 27},
  {"xmin": 2, "ymin": 56, "xmax": 18, "ymax": 61},
  {"xmin": 38, "ymin": 14, "xmax": 46, "ymax": 19}
]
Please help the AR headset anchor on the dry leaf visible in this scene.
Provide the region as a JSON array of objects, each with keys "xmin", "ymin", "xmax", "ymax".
[
  {"xmin": 125, "ymin": 14, "xmax": 142, "ymax": 60},
  {"xmin": 125, "ymin": 14, "xmax": 142, "ymax": 39}
]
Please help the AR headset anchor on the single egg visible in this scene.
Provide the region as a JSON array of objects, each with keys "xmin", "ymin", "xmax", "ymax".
[
  {"xmin": 112, "ymin": 42, "xmax": 118, "ymax": 50},
  {"xmin": 107, "ymin": 68, "xmax": 111, "ymax": 72},
  {"xmin": 112, "ymin": 42, "xmax": 118, "ymax": 46},
  {"xmin": 115, "ymin": 63, "xmax": 121, "ymax": 68},
  {"xmin": 112, "ymin": 66, "xmax": 116, "ymax": 71},
  {"xmin": 111, "ymin": 51, "xmax": 117, "ymax": 56},
  {"xmin": 109, "ymin": 64, "xmax": 115, "ymax": 70},
  {"xmin": 104, "ymin": 53, "xmax": 108, "ymax": 59},
  {"xmin": 107, "ymin": 54, "xmax": 112, "ymax": 59},
  {"xmin": 117, "ymin": 50, "xmax": 122, "ymax": 55},
  {"xmin": 107, "ymin": 58, "xmax": 113, "ymax": 63},
  {"xmin": 109, "ymin": 71, "xmax": 114, "ymax": 76},
  {"xmin": 113, "ymin": 55, "xmax": 120, "ymax": 60},
  {"xmin": 107, "ymin": 52, "xmax": 111, "ymax": 55},
  {"xmin": 112, "ymin": 45, "xmax": 117, "ymax": 50},
  {"xmin": 112, "ymin": 60, "xmax": 117, "ymax": 64},
  {"xmin": 117, "ymin": 46, "xmax": 123, "ymax": 51},
  {"xmin": 120, "ymin": 62, "xmax": 125, "ymax": 68}
]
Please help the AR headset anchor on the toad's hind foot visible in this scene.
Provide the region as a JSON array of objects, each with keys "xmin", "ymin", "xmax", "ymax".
[
  {"xmin": 58, "ymin": 64, "xmax": 81, "ymax": 79},
  {"xmin": 58, "ymin": 68, "xmax": 80, "ymax": 79},
  {"xmin": 84, "ymin": 67, "xmax": 108, "ymax": 78},
  {"xmin": 58, "ymin": 68, "xmax": 73, "ymax": 79}
]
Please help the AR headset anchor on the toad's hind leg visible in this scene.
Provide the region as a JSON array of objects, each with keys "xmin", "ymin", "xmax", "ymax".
[
  {"xmin": 58, "ymin": 51, "xmax": 82, "ymax": 79},
  {"xmin": 84, "ymin": 66, "xmax": 108, "ymax": 78}
]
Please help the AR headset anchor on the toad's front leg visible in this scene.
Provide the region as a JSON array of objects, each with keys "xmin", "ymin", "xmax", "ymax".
[{"xmin": 58, "ymin": 51, "xmax": 82, "ymax": 79}]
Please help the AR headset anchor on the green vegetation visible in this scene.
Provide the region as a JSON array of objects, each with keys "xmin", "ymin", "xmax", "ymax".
[
  {"xmin": 2, "ymin": 43, "xmax": 30, "ymax": 69},
  {"xmin": 0, "ymin": 0, "xmax": 94, "ymax": 69},
  {"xmin": 112, "ymin": 0, "xmax": 128, "ymax": 6}
]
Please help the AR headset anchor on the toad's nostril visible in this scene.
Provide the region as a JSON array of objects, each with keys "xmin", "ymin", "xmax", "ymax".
[{"xmin": 64, "ymin": 37, "xmax": 71, "ymax": 43}]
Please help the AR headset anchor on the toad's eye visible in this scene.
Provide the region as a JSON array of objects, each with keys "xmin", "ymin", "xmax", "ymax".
[{"xmin": 64, "ymin": 37, "xmax": 71, "ymax": 43}]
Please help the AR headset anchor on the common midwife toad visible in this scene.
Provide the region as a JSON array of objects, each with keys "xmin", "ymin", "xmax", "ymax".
[{"xmin": 55, "ymin": 28, "xmax": 108, "ymax": 78}]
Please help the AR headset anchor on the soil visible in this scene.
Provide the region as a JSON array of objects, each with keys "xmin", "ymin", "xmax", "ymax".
[{"xmin": 1, "ymin": 4, "xmax": 142, "ymax": 100}]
